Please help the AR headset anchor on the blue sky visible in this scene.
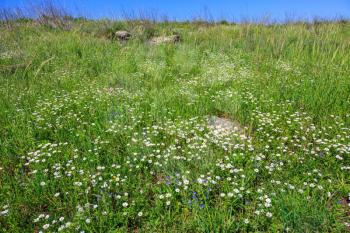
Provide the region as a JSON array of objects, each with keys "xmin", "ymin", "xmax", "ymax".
[{"xmin": 1, "ymin": 0, "xmax": 350, "ymax": 22}]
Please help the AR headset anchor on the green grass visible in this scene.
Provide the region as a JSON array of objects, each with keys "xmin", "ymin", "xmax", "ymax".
[{"xmin": 0, "ymin": 20, "xmax": 350, "ymax": 232}]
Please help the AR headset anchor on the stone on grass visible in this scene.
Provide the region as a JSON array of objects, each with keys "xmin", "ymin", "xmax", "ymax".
[
  {"xmin": 115, "ymin": 31, "xmax": 131, "ymax": 41},
  {"xmin": 207, "ymin": 115, "xmax": 245, "ymax": 137},
  {"xmin": 149, "ymin": 35, "xmax": 180, "ymax": 45}
]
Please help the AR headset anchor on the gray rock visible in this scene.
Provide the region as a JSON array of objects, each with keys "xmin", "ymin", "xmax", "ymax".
[
  {"xmin": 149, "ymin": 35, "xmax": 180, "ymax": 45},
  {"xmin": 115, "ymin": 31, "xmax": 131, "ymax": 41},
  {"xmin": 208, "ymin": 116, "xmax": 245, "ymax": 137}
]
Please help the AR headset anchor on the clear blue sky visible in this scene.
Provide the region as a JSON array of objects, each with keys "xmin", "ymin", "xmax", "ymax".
[{"xmin": 1, "ymin": 0, "xmax": 350, "ymax": 22}]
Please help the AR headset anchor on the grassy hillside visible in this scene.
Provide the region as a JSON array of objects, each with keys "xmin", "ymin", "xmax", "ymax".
[{"xmin": 1, "ymin": 20, "xmax": 350, "ymax": 232}]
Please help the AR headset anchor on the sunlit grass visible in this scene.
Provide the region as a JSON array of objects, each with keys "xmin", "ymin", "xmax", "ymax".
[{"xmin": 0, "ymin": 20, "xmax": 350, "ymax": 232}]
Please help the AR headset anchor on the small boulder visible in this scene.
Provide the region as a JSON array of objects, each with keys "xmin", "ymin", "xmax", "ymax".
[
  {"xmin": 150, "ymin": 35, "xmax": 180, "ymax": 45},
  {"xmin": 207, "ymin": 116, "xmax": 246, "ymax": 137},
  {"xmin": 115, "ymin": 31, "xmax": 131, "ymax": 41}
]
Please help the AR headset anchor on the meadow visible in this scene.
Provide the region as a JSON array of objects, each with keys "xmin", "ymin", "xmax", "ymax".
[{"xmin": 0, "ymin": 17, "xmax": 350, "ymax": 232}]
